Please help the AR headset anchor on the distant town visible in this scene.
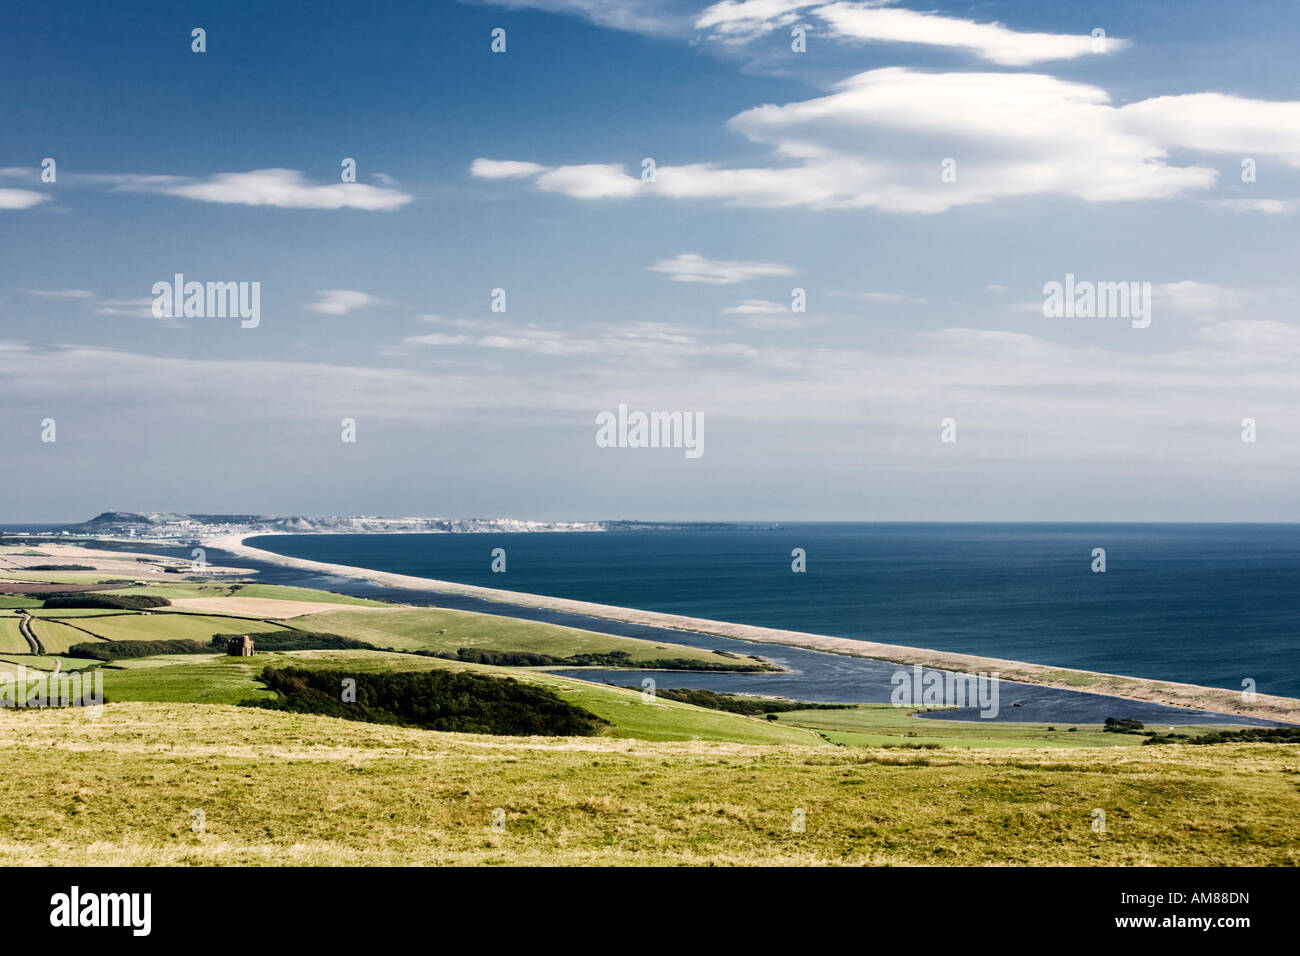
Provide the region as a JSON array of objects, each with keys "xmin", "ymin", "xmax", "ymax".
[{"xmin": 3, "ymin": 512, "xmax": 776, "ymax": 544}]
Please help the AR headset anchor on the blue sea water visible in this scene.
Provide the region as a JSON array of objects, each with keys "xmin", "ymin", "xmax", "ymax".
[{"xmin": 250, "ymin": 523, "xmax": 1300, "ymax": 700}]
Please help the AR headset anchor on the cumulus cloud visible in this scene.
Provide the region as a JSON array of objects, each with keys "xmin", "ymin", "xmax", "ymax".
[
  {"xmin": 537, "ymin": 164, "xmax": 643, "ymax": 199},
  {"xmin": 647, "ymin": 252, "xmax": 796, "ymax": 284},
  {"xmin": 0, "ymin": 188, "xmax": 50, "ymax": 210},
  {"xmin": 469, "ymin": 159, "xmax": 551, "ymax": 179},
  {"xmin": 473, "ymin": 67, "xmax": 1300, "ymax": 213}
]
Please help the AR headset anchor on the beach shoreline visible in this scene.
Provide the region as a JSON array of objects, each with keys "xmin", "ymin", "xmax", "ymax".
[{"xmin": 203, "ymin": 532, "xmax": 1300, "ymax": 724}]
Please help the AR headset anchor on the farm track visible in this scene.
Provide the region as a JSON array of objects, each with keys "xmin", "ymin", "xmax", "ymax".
[{"xmin": 17, "ymin": 612, "xmax": 43, "ymax": 654}]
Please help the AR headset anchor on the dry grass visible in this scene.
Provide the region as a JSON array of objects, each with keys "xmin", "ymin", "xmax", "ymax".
[{"xmin": 1, "ymin": 702, "xmax": 1295, "ymax": 866}]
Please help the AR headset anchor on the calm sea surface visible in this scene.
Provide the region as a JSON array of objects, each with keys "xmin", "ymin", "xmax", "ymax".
[{"xmin": 251, "ymin": 523, "xmax": 1300, "ymax": 699}]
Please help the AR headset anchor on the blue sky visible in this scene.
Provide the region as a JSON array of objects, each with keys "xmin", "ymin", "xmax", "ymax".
[{"xmin": 2, "ymin": 0, "xmax": 1299, "ymax": 522}]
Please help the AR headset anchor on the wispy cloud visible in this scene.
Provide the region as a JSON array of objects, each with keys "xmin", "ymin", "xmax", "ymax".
[
  {"xmin": 24, "ymin": 289, "xmax": 174, "ymax": 322},
  {"xmin": 307, "ymin": 290, "xmax": 392, "ymax": 315},
  {"xmin": 647, "ymin": 252, "xmax": 796, "ymax": 284},
  {"xmin": 26, "ymin": 289, "xmax": 95, "ymax": 299},
  {"xmin": 722, "ymin": 298, "xmax": 790, "ymax": 314},
  {"xmin": 100, "ymin": 168, "xmax": 413, "ymax": 210},
  {"xmin": 811, "ymin": 2, "xmax": 1125, "ymax": 65},
  {"xmin": 1208, "ymin": 198, "xmax": 1299, "ymax": 215},
  {"xmin": 860, "ymin": 291, "xmax": 925, "ymax": 303},
  {"xmin": 94, "ymin": 297, "xmax": 158, "ymax": 318}
]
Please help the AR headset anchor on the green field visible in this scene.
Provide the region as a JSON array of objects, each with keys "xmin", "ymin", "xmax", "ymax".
[
  {"xmin": 0, "ymin": 618, "xmax": 29, "ymax": 654},
  {"xmin": 66, "ymin": 613, "xmax": 292, "ymax": 644},
  {"xmin": 224, "ymin": 583, "xmax": 391, "ymax": 606},
  {"xmin": 292, "ymin": 605, "xmax": 747, "ymax": 666},
  {"xmin": 101, "ymin": 655, "xmax": 278, "ymax": 706},
  {"xmin": 28, "ymin": 619, "xmax": 100, "ymax": 654},
  {"xmin": 98, "ymin": 650, "xmax": 817, "ymax": 745},
  {"xmin": 97, "ymin": 581, "xmax": 253, "ymax": 599}
]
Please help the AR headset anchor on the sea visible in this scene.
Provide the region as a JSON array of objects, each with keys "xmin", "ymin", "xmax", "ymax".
[{"xmin": 249, "ymin": 523, "xmax": 1300, "ymax": 701}]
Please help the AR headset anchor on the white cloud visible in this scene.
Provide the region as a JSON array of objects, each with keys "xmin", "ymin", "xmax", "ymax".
[
  {"xmin": 95, "ymin": 297, "xmax": 158, "ymax": 318},
  {"xmin": 0, "ymin": 188, "xmax": 50, "ymax": 210},
  {"xmin": 814, "ymin": 3, "xmax": 1124, "ymax": 65},
  {"xmin": 110, "ymin": 168, "xmax": 412, "ymax": 210},
  {"xmin": 1118, "ymin": 93, "xmax": 1300, "ymax": 166},
  {"xmin": 415, "ymin": 314, "xmax": 477, "ymax": 327},
  {"xmin": 647, "ymin": 252, "xmax": 796, "ymax": 284},
  {"xmin": 472, "ymin": 0, "xmax": 683, "ymax": 37},
  {"xmin": 723, "ymin": 298, "xmax": 790, "ymax": 314},
  {"xmin": 695, "ymin": 0, "xmax": 811, "ymax": 40},
  {"xmin": 860, "ymin": 291, "xmax": 924, "ymax": 303},
  {"xmin": 307, "ymin": 290, "xmax": 392, "ymax": 315},
  {"xmin": 536, "ymin": 164, "xmax": 642, "ymax": 199},
  {"xmin": 1207, "ymin": 198, "xmax": 1298, "ymax": 215},
  {"xmin": 476, "ymin": 67, "xmax": 1300, "ymax": 213},
  {"xmin": 469, "ymin": 159, "xmax": 551, "ymax": 179},
  {"xmin": 403, "ymin": 332, "xmax": 474, "ymax": 347},
  {"xmin": 695, "ymin": 1, "xmax": 1127, "ymax": 64},
  {"xmin": 470, "ymin": 160, "xmax": 645, "ymax": 198}
]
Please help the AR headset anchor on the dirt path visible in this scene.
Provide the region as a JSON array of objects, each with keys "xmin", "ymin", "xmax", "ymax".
[{"xmin": 17, "ymin": 612, "xmax": 44, "ymax": 655}]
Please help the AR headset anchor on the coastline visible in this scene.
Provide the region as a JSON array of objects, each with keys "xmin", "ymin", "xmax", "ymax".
[{"xmin": 205, "ymin": 532, "xmax": 1300, "ymax": 724}]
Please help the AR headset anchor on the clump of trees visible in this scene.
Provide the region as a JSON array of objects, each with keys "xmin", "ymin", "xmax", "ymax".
[
  {"xmin": 209, "ymin": 632, "xmax": 376, "ymax": 652},
  {"xmin": 42, "ymin": 594, "xmax": 170, "ymax": 610},
  {"xmin": 26, "ymin": 564, "xmax": 95, "ymax": 571},
  {"xmin": 245, "ymin": 666, "xmax": 609, "ymax": 736},
  {"xmin": 1102, "ymin": 716, "xmax": 1300, "ymax": 745},
  {"xmin": 1144, "ymin": 727, "xmax": 1300, "ymax": 745},
  {"xmin": 1102, "ymin": 717, "xmax": 1146, "ymax": 734},
  {"xmin": 67, "ymin": 639, "xmax": 211, "ymax": 660}
]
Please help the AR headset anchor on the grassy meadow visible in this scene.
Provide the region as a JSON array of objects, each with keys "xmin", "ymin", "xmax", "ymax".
[{"xmin": 1, "ymin": 702, "xmax": 1296, "ymax": 866}]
